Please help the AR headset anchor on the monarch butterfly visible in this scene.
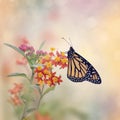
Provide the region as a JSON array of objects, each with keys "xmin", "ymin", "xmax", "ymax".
[{"xmin": 64, "ymin": 38, "xmax": 101, "ymax": 84}]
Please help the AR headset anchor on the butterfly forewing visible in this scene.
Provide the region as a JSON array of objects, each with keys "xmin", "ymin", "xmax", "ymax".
[{"xmin": 67, "ymin": 47, "xmax": 101, "ymax": 84}]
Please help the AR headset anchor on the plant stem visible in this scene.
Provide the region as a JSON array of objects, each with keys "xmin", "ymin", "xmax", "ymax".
[
  {"xmin": 20, "ymin": 67, "xmax": 45, "ymax": 119},
  {"xmin": 30, "ymin": 68, "xmax": 34, "ymax": 83},
  {"xmin": 36, "ymin": 85, "xmax": 44, "ymax": 109},
  {"xmin": 20, "ymin": 67, "xmax": 35, "ymax": 120},
  {"xmin": 20, "ymin": 102, "xmax": 27, "ymax": 120}
]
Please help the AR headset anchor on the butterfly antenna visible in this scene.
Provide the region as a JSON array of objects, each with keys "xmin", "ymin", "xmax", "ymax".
[
  {"xmin": 69, "ymin": 37, "xmax": 73, "ymax": 47},
  {"xmin": 61, "ymin": 37, "xmax": 72, "ymax": 46}
]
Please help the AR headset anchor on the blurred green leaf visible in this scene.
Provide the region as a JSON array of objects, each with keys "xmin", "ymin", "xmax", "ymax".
[
  {"xmin": 21, "ymin": 94, "xmax": 34, "ymax": 103},
  {"xmin": 42, "ymin": 86, "xmax": 55, "ymax": 97},
  {"xmin": 4, "ymin": 43, "xmax": 25, "ymax": 57},
  {"xmin": 14, "ymin": 105, "xmax": 24, "ymax": 119},
  {"xmin": 27, "ymin": 54, "xmax": 40, "ymax": 68},
  {"xmin": 20, "ymin": 83, "xmax": 36, "ymax": 102},
  {"xmin": 39, "ymin": 40, "xmax": 46, "ymax": 50},
  {"xmin": 7, "ymin": 73, "xmax": 28, "ymax": 78}
]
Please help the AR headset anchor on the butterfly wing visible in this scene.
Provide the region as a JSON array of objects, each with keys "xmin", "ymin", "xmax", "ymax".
[{"xmin": 67, "ymin": 50, "xmax": 101, "ymax": 84}]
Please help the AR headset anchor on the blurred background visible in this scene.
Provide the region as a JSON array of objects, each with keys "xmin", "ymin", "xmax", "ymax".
[{"xmin": 0, "ymin": 0, "xmax": 120, "ymax": 120}]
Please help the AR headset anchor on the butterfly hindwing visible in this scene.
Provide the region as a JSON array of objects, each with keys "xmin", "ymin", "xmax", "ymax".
[{"xmin": 67, "ymin": 47, "xmax": 101, "ymax": 84}]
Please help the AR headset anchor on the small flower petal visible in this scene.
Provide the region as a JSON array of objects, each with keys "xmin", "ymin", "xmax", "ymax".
[{"xmin": 50, "ymin": 47, "xmax": 55, "ymax": 51}]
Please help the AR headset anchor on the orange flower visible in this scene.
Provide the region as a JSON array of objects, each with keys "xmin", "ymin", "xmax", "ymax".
[
  {"xmin": 9, "ymin": 83, "xmax": 23, "ymax": 95},
  {"xmin": 35, "ymin": 112, "xmax": 52, "ymax": 120},
  {"xmin": 35, "ymin": 66, "xmax": 42, "ymax": 72},
  {"xmin": 55, "ymin": 56, "xmax": 61, "ymax": 62},
  {"xmin": 41, "ymin": 55, "xmax": 51, "ymax": 64},
  {"xmin": 9, "ymin": 83, "xmax": 23, "ymax": 106},
  {"xmin": 50, "ymin": 47, "xmax": 55, "ymax": 51},
  {"xmin": 34, "ymin": 48, "xmax": 67, "ymax": 87},
  {"xmin": 11, "ymin": 95, "xmax": 22, "ymax": 105},
  {"xmin": 52, "ymin": 76, "xmax": 62, "ymax": 85},
  {"xmin": 45, "ymin": 62, "xmax": 52, "ymax": 69},
  {"xmin": 35, "ymin": 65, "xmax": 62, "ymax": 87},
  {"xmin": 52, "ymin": 51, "xmax": 68, "ymax": 68},
  {"xmin": 38, "ymin": 80, "xmax": 44, "ymax": 86}
]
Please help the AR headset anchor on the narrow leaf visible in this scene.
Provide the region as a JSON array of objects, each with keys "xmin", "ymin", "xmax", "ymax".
[
  {"xmin": 39, "ymin": 40, "xmax": 46, "ymax": 50},
  {"xmin": 4, "ymin": 43, "xmax": 25, "ymax": 57},
  {"xmin": 7, "ymin": 73, "xmax": 27, "ymax": 78}
]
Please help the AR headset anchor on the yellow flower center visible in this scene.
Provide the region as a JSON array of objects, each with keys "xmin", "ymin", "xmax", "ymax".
[
  {"xmin": 38, "ymin": 72, "xmax": 43, "ymax": 78},
  {"xmin": 38, "ymin": 80, "xmax": 44, "ymax": 86},
  {"xmin": 43, "ymin": 69, "xmax": 50, "ymax": 75},
  {"xmin": 47, "ymin": 80, "xmax": 52, "ymax": 86},
  {"xmin": 61, "ymin": 58, "xmax": 68, "ymax": 64},
  {"xmin": 55, "ymin": 56, "xmax": 60, "ymax": 62},
  {"xmin": 38, "ymin": 66, "xmax": 42, "ymax": 70},
  {"xmin": 50, "ymin": 47, "xmax": 55, "ymax": 51},
  {"xmin": 61, "ymin": 52, "xmax": 65, "ymax": 56},
  {"xmin": 44, "ymin": 55, "xmax": 50, "ymax": 60},
  {"xmin": 52, "ymin": 77, "xmax": 58, "ymax": 83},
  {"xmin": 46, "ymin": 62, "xmax": 52, "ymax": 68}
]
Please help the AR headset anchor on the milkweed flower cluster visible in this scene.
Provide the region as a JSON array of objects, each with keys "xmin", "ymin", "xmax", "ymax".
[
  {"xmin": 5, "ymin": 40, "xmax": 68, "ymax": 120},
  {"xmin": 19, "ymin": 44, "xmax": 35, "ymax": 56},
  {"xmin": 18, "ymin": 41, "xmax": 68, "ymax": 87},
  {"xmin": 34, "ymin": 49, "xmax": 67, "ymax": 86}
]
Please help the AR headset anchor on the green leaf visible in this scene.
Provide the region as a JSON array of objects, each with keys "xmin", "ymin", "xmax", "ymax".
[
  {"xmin": 39, "ymin": 40, "xmax": 46, "ymax": 50},
  {"xmin": 4, "ymin": 43, "xmax": 25, "ymax": 57},
  {"xmin": 7, "ymin": 73, "xmax": 27, "ymax": 78},
  {"xmin": 42, "ymin": 86, "xmax": 55, "ymax": 97},
  {"xmin": 14, "ymin": 105, "xmax": 24, "ymax": 118}
]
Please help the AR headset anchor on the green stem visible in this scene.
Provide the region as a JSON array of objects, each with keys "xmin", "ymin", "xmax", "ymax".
[
  {"xmin": 30, "ymin": 68, "xmax": 34, "ymax": 83},
  {"xmin": 20, "ymin": 102, "xmax": 27, "ymax": 120},
  {"xmin": 36, "ymin": 85, "xmax": 44, "ymax": 110},
  {"xmin": 20, "ymin": 68, "xmax": 35, "ymax": 120},
  {"xmin": 20, "ymin": 67, "xmax": 45, "ymax": 119}
]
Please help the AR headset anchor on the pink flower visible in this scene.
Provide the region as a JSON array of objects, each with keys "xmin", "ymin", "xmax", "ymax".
[
  {"xmin": 19, "ymin": 43, "xmax": 35, "ymax": 56},
  {"xmin": 11, "ymin": 95, "xmax": 22, "ymax": 105},
  {"xmin": 36, "ymin": 50, "xmax": 47, "ymax": 56},
  {"xmin": 16, "ymin": 57, "xmax": 27, "ymax": 65},
  {"xmin": 19, "ymin": 44, "xmax": 28, "ymax": 52},
  {"xmin": 20, "ymin": 37, "xmax": 29, "ymax": 44}
]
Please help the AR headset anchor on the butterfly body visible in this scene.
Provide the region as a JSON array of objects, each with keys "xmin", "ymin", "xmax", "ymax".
[{"xmin": 67, "ymin": 47, "xmax": 101, "ymax": 84}]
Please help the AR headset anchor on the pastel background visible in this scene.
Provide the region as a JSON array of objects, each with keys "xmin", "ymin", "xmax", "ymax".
[{"xmin": 0, "ymin": 0, "xmax": 120, "ymax": 120}]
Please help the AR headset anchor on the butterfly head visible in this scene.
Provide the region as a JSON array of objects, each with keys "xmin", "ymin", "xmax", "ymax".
[{"xmin": 67, "ymin": 47, "xmax": 75, "ymax": 59}]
